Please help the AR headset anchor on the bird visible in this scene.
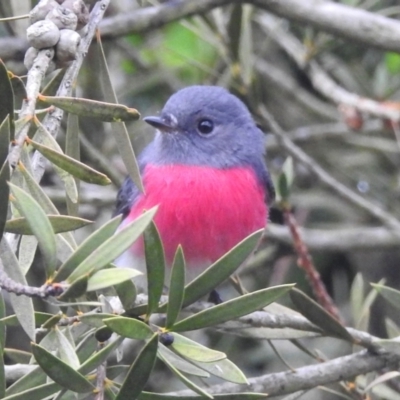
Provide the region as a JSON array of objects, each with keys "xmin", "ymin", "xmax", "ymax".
[{"xmin": 114, "ymin": 85, "xmax": 274, "ymax": 293}]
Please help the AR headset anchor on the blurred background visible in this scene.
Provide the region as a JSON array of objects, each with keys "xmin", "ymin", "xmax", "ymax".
[{"xmin": 2, "ymin": 0, "xmax": 400, "ymax": 398}]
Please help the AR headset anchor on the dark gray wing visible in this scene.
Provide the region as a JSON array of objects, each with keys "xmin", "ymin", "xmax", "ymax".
[{"xmin": 113, "ymin": 175, "xmax": 142, "ymax": 219}]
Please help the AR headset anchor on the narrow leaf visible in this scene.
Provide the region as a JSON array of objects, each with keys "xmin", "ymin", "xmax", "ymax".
[
  {"xmin": 104, "ymin": 316, "xmax": 153, "ymax": 340},
  {"xmin": 371, "ymin": 283, "xmax": 400, "ymax": 310},
  {"xmin": 9, "ymin": 183, "xmax": 57, "ymax": 278},
  {"xmin": 65, "ymin": 111, "xmax": 80, "ymax": 216},
  {"xmin": 0, "ymin": 115, "xmax": 10, "ymax": 168},
  {"xmin": 67, "ymin": 207, "xmax": 156, "ymax": 283},
  {"xmin": 79, "ymin": 336, "xmax": 124, "ymax": 375},
  {"xmin": 5, "ymin": 215, "xmax": 92, "ymax": 234},
  {"xmin": 0, "ymin": 161, "xmax": 10, "ymax": 242},
  {"xmin": 87, "ymin": 268, "xmax": 141, "ymax": 292},
  {"xmin": 173, "ymin": 284, "xmax": 293, "ymax": 332},
  {"xmin": 116, "ymin": 334, "xmax": 158, "ymax": 400},
  {"xmin": 144, "ymin": 221, "xmax": 165, "ymax": 318},
  {"xmin": 55, "ymin": 328, "xmax": 80, "ymax": 369},
  {"xmin": 0, "ymin": 59, "xmax": 15, "ymax": 141},
  {"xmin": 158, "ymin": 343, "xmax": 209, "ymax": 378},
  {"xmin": 18, "ymin": 235, "xmax": 38, "ymax": 275},
  {"xmin": 0, "ymin": 237, "xmax": 35, "ymax": 340},
  {"xmin": 97, "ymin": 33, "xmax": 143, "ymax": 191},
  {"xmin": 166, "ymin": 246, "xmax": 185, "ymax": 329},
  {"xmin": 139, "ymin": 394, "xmax": 268, "ymax": 400},
  {"xmin": 170, "ymin": 333, "xmax": 226, "ymax": 362},
  {"xmin": 54, "ymin": 215, "xmax": 122, "ymax": 282},
  {"xmin": 182, "ymin": 230, "xmax": 262, "ymax": 307},
  {"xmin": 57, "ymin": 274, "xmax": 88, "ymax": 300},
  {"xmin": 159, "ymin": 351, "xmax": 212, "ymax": 399},
  {"xmin": 31, "ymin": 343, "xmax": 94, "ymax": 393},
  {"xmin": 290, "ymin": 288, "xmax": 354, "ymax": 342},
  {"xmin": 29, "ymin": 139, "xmax": 111, "ymax": 185},
  {"xmin": 192, "ymin": 357, "xmax": 248, "ymax": 384},
  {"xmin": 39, "ymin": 95, "xmax": 140, "ymax": 122},
  {"xmin": 3, "ymin": 382, "xmax": 60, "ymax": 400}
]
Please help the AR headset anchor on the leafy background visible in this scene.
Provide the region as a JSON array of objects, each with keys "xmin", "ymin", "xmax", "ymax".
[{"xmin": 1, "ymin": 0, "xmax": 400, "ymax": 399}]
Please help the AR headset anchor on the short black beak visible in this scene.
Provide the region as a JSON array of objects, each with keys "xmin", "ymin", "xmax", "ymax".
[{"xmin": 144, "ymin": 115, "xmax": 177, "ymax": 132}]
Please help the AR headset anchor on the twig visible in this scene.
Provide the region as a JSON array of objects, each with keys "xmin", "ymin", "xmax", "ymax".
[
  {"xmin": 8, "ymin": 48, "xmax": 55, "ymax": 169},
  {"xmin": 259, "ymin": 106, "xmax": 400, "ymax": 234},
  {"xmin": 169, "ymin": 349, "xmax": 400, "ymax": 398},
  {"xmin": 283, "ymin": 208, "xmax": 343, "ymax": 322},
  {"xmin": 266, "ymin": 223, "xmax": 400, "ymax": 251},
  {"xmin": 256, "ymin": 13, "xmax": 400, "ymax": 122}
]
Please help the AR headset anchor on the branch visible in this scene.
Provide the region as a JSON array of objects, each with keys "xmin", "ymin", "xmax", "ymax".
[
  {"xmin": 257, "ymin": 13, "xmax": 400, "ymax": 122},
  {"xmin": 99, "ymin": 0, "xmax": 400, "ymax": 54},
  {"xmin": 170, "ymin": 349, "xmax": 400, "ymax": 398},
  {"xmin": 259, "ymin": 106, "xmax": 400, "ymax": 234},
  {"xmin": 267, "ymin": 224, "xmax": 400, "ymax": 251}
]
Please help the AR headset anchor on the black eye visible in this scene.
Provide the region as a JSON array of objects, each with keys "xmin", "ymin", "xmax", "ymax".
[{"xmin": 197, "ymin": 119, "xmax": 214, "ymax": 135}]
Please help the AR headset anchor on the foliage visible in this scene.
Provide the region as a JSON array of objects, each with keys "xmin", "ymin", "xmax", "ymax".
[{"xmin": 1, "ymin": 0, "xmax": 400, "ymax": 400}]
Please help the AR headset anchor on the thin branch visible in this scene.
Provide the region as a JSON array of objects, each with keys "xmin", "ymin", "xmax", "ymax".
[
  {"xmin": 266, "ymin": 223, "xmax": 400, "ymax": 251},
  {"xmin": 259, "ymin": 106, "xmax": 400, "ymax": 234},
  {"xmin": 98, "ymin": 0, "xmax": 400, "ymax": 56},
  {"xmin": 170, "ymin": 349, "xmax": 400, "ymax": 398},
  {"xmin": 257, "ymin": 13, "xmax": 400, "ymax": 122}
]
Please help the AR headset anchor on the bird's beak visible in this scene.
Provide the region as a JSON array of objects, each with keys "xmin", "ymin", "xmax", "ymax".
[{"xmin": 144, "ymin": 114, "xmax": 177, "ymax": 133}]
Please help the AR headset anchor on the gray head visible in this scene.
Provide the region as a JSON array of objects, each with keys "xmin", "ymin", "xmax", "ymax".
[{"xmin": 143, "ymin": 86, "xmax": 268, "ymax": 172}]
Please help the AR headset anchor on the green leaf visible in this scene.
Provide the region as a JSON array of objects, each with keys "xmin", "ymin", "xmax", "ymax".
[
  {"xmin": 0, "ymin": 59, "xmax": 15, "ymax": 141},
  {"xmin": 0, "ymin": 238, "xmax": 35, "ymax": 340},
  {"xmin": 33, "ymin": 121, "xmax": 79, "ymax": 203},
  {"xmin": 182, "ymin": 229, "xmax": 263, "ymax": 308},
  {"xmin": 54, "ymin": 214, "xmax": 122, "ymax": 282},
  {"xmin": 57, "ymin": 274, "xmax": 88, "ymax": 300},
  {"xmin": 66, "ymin": 207, "xmax": 156, "ymax": 283},
  {"xmin": 9, "ymin": 183, "xmax": 57, "ymax": 278},
  {"xmin": 115, "ymin": 279, "xmax": 137, "ymax": 310},
  {"xmin": 290, "ymin": 288, "xmax": 353, "ymax": 342},
  {"xmin": 0, "ymin": 115, "xmax": 10, "ymax": 168},
  {"xmin": 65, "ymin": 111, "xmax": 80, "ymax": 216},
  {"xmin": 97, "ymin": 34, "xmax": 143, "ymax": 192},
  {"xmin": 5, "ymin": 215, "xmax": 92, "ymax": 234},
  {"xmin": 144, "ymin": 221, "xmax": 165, "ymax": 317},
  {"xmin": 192, "ymin": 357, "xmax": 248, "ymax": 384},
  {"xmin": 116, "ymin": 334, "xmax": 158, "ymax": 400},
  {"xmin": 371, "ymin": 283, "xmax": 400, "ymax": 310},
  {"xmin": 39, "ymin": 95, "xmax": 140, "ymax": 122},
  {"xmin": 385, "ymin": 52, "xmax": 400, "ymax": 75},
  {"xmin": 87, "ymin": 268, "xmax": 142, "ymax": 291},
  {"xmin": 157, "ymin": 343, "xmax": 209, "ymax": 378},
  {"xmin": 166, "ymin": 246, "xmax": 185, "ymax": 329},
  {"xmin": 158, "ymin": 349, "xmax": 212, "ymax": 399},
  {"xmin": 3, "ymin": 383, "xmax": 60, "ymax": 400},
  {"xmin": 55, "ymin": 328, "xmax": 80, "ymax": 369},
  {"xmin": 3, "ymin": 348, "xmax": 32, "ymax": 364},
  {"xmin": 170, "ymin": 332, "xmax": 226, "ymax": 362},
  {"xmin": 173, "ymin": 284, "xmax": 293, "ymax": 332},
  {"xmin": 18, "ymin": 235, "xmax": 38, "ymax": 275},
  {"xmin": 78, "ymin": 313, "xmax": 116, "ymax": 328},
  {"xmin": 139, "ymin": 394, "xmax": 268, "ymax": 400},
  {"xmin": 79, "ymin": 336, "xmax": 124, "ymax": 375},
  {"xmin": 5, "ymin": 367, "xmax": 46, "ymax": 397},
  {"xmin": 17, "ymin": 157, "xmax": 77, "ymax": 248},
  {"xmin": 104, "ymin": 316, "xmax": 153, "ymax": 340},
  {"xmin": 31, "ymin": 343, "xmax": 94, "ymax": 393},
  {"xmin": 0, "ymin": 160, "xmax": 10, "ymax": 242},
  {"xmin": 29, "ymin": 138, "xmax": 111, "ymax": 185}
]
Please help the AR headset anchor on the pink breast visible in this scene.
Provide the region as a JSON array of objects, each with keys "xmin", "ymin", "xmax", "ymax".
[{"xmin": 126, "ymin": 164, "xmax": 267, "ymax": 268}]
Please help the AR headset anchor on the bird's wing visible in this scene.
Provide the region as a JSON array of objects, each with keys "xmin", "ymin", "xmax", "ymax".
[{"xmin": 113, "ymin": 174, "xmax": 142, "ymax": 219}]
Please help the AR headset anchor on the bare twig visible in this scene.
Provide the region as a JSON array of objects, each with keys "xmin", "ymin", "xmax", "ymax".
[
  {"xmin": 259, "ymin": 106, "xmax": 400, "ymax": 234},
  {"xmin": 257, "ymin": 13, "xmax": 400, "ymax": 122}
]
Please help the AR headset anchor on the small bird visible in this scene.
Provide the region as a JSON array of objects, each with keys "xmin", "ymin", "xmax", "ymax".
[{"xmin": 114, "ymin": 86, "xmax": 274, "ymax": 292}]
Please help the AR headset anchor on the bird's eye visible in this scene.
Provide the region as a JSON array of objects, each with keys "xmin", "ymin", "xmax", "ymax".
[{"xmin": 197, "ymin": 119, "xmax": 214, "ymax": 135}]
